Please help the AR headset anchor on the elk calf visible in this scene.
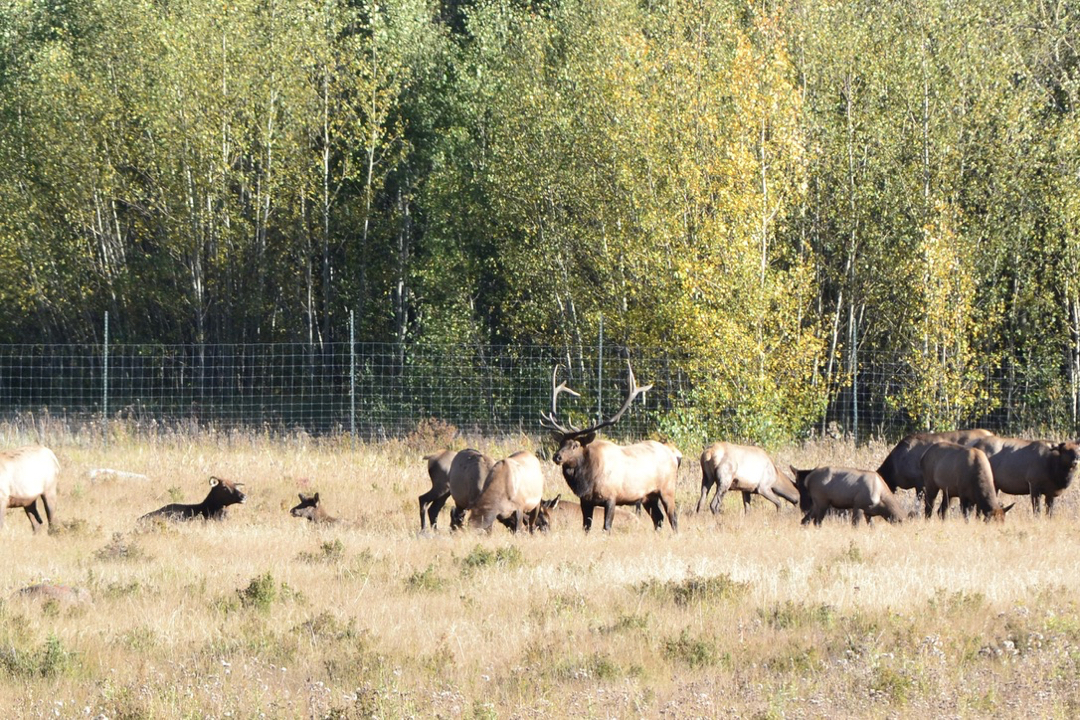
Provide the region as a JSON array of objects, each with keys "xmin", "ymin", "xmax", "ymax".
[{"xmin": 290, "ymin": 492, "xmax": 341, "ymax": 524}]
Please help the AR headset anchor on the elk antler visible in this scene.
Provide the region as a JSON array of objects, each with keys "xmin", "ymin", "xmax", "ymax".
[
  {"xmin": 539, "ymin": 365, "xmax": 582, "ymax": 435},
  {"xmin": 542, "ymin": 360, "xmax": 652, "ymax": 439}
]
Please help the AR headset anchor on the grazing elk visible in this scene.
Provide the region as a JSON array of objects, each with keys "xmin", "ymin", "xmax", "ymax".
[
  {"xmin": 877, "ymin": 429, "xmax": 994, "ymax": 496},
  {"xmin": 139, "ymin": 476, "xmax": 246, "ymax": 522},
  {"xmin": 418, "ymin": 449, "xmax": 457, "ymax": 531},
  {"xmin": 447, "ymin": 448, "xmax": 496, "ymax": 530},
  {"xmin": 697, "ymin": 442, "xmax": 799, "ymax": 514},
  {"xmin": 0, "ymin": 445, "xmax": 60, "ymax": 533},
  {"xmin": 791, "ymin": 466, "xmax": 903, "ymax": 526},
  {"xmin": 541, "ymin": 362, "xmax": 679, "ymax": 532},
  {"xmin": 468, "ymin": 451, "xmax": 546, "ymax": 533},
  {"xmin": 290, "ymin": 492, "xmax": 342, "ymax": 524},
  {"xmin": 920, "ymin": 442, "xmax": 1012, "ymax": 521},
  {"xmin": 969, "ymin": 436, "xmax": 1080, "ymax": 515}
]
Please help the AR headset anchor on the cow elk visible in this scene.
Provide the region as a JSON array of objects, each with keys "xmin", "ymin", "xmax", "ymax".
[
  {"xmin": 541, "ymin": 361, "xmax": 679, "ymax": 532},
  {"xmin": 0, "ymin": 445, "xmax": 60, "ymax": 533},
  {"xmin": 877, "ymin": 429, "xmax": 994, "ymax": 496},
  {"xmin": 418, "ymin": 449, "xmax": 457, "ymax": 531},
  {"xmin": 697, "ymin": 442, "xmax": 799, "ymax": 514},
  {"xmin": 791, "ymin": 466, "xmax": 903, "ymax": 526},
  {"xmin": 468, "ymin": 451, "xmax": 545, "ymax": 533},
  {"xmin": 920, "ymin": 442, "xmax": 1012, "ymax": 521},
  {"xmin": 969, "ymin": 436, "xmax": 1080, "ymax": 515},
  {"xmin": 139, "ymin": 476, "xmax": 246, "ymax": 522}
]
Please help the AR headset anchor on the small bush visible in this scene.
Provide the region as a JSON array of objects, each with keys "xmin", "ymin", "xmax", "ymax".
[
  {"xmin": 461, "ymin": 544, "xmax": 524, "ymax": 572},
  {"xmin": 760, "ymin": 601, "xmax": 836, "ymax": 630},
  {"xmin": 238, "ymin": 572, "xmax": 278, "ymax": 611},
  {"xmin": 297, "ymin": 539, "xmax": 345, "ymax": 563},
  {"xmin": 405, "ymin": 564, "xmax": 444, "ymax": 593},
  {"xmin": 637, "ymin": 573, "xmax": 748, "ymax": 607},
  {"xmin": 0, "ymin": 634, "xmax": 74, "ymax": 678},
  {"xmin": 663, "ymin": 629, "xmax": 722, "ymax": 669},
  {"xmin": 94, "ymin": 533, "xmax": 149, "ymax": 562},
  {"xmin": 49, "ymin": 518, "xmax": 91, "ymax": 537}
]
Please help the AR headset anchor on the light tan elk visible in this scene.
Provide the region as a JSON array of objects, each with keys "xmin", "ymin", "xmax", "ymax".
[
  {"xmin": 697, "ymin": 442, "xmax": 799, "ymax": 514},
  {"xmin": 468, "ymin": 451, "xmax": 546, "ymax": 533},
  {"xmin": 791, "ymin": 466, "xmax": 903, "ymax": 526},
  {"xmin": 0, "ymin": 445, "xmax": 60, "ymax": 533},
  {"xmin": 541, "ymin": 362, "xmax": 679, "ymax": 532}
]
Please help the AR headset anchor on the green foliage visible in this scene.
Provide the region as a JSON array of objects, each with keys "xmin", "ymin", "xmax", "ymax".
[
  {"xmin": 3, "ymin": 0, "xmax": 1080, "ymax": 438},
  {"xmin": 460, "ymin": 544, "xmax": 524, "ymax": 572},
  {"xmin": 238, "ymin": 572, "xmax": 278, "ymax": 611},
  {"xmin": 636, "ymin": 573, "xmax": 749, "ymax": 608}
]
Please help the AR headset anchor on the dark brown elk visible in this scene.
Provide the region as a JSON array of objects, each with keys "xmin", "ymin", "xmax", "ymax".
[
  {"xmin": 0, "ymin": 445, "xmax": 60, "ymax": 533},
  {"xmin": 697, "ymin": 442, "xmax": 798, "ymax": 514},
  {"xmin": 791, "ymin": 466, "xmax": 903, "ymax": 526},
  {"xmin": 468, "ymin": 451, "xmax": 545, "ymax": 533},
  {"xmin": 418, "ymin": 449, "xmax": 457, "ymax": 531},
  {"xmin": 969, "ymin": 436, "xmax": 1080, "ymax": 515},
  {"xmin": 920, "ymin": 442, "xmax": 1012, "ymax": 521},
  {"xmin": 541, "ymin": 362, "xmax": 679, "ymax": 532},
  {"xmin": 290, "ymin": 492, "xmax": 341, "ymax": 524},
  {"xmin": 139, "ymin": 476, "xmax": 246, "ymax": 522},
  {"xmin": 877, "ymin": 429, "xmax": 994, "ymax": 495}
]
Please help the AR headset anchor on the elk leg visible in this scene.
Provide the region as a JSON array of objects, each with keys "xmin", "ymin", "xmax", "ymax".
[
  {"xmin": 602, "ymin": 500, "xmax": 617, "ymax": 532},
  {"xmin": 643, "ymin": 496, "xmax": 664, "ymax": 529},
  {"xmin": 923, "ymin": 485, "xmax": 938, "ymax": 520},
  {"xmin": 1046, "ymin": 495, "xmax": 1056, "ymax": 517},
  {"xmin": 661, "ymin": 492, "xmax": 678, "ymax": 532},
  {"xmin": 24, "ymin": 501, "xmax": 44, "ymax": 533},
  {"xmin": 449, "ymin": 506, "xmax": 466, "ymax": 531},
  {"xmin": 419, "ymin": 490, "xmax": 450, "ymax": 531},
  {"xmin": 937, "ymin": 492, "xmax": 950, "ymax": 521},
  {"xmin": 1030, "ymin": 492, "xmax": 1042, "ymax": 515},
  {"xmin": 580, "ymin": 501, "xmax": 595, "ymax": 532},
  {"xmin": 40, "ymin": 491, "xmax": 55, "ymax": 530},
  {"xmin": 812, "ymin": 505, "xmax": 827, "ymax": 526},
  {"xmin": 741, "ymin": 491, "xmax": 754, "ymax": 513},
  {"xmin": 512, "ymin": 509, "xmax": 524, "ymax": 534},
  {"xmin": 850, "ymin": 508, "xmax": 864, "ymax": 526},
  {"xmin": 757, "ymin": 488, "xmax": 784, "ymax": 511},
  {"xmin": 695, "ymin": 476, "xmax": 712, "ymax": 513}
]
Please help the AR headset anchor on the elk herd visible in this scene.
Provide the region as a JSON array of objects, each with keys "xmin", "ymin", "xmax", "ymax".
[
  {"xmin": 1, "ymin": 364, "xmax": 1079, "ymax": 536},
  {"xmin": 414, "ymin": 363, "xmax": 1080, "ymax": 534}
]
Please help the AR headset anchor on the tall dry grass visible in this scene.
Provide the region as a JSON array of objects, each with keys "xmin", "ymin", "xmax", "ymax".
[{"xmin": 0, "ymin": 431, "xmax": 1079, "ymax": 717}]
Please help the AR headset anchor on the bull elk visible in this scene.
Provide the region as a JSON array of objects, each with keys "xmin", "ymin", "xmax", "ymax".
[{"xmin": 540, "ymin": 361, "xmax": 679, "ymax": 532}]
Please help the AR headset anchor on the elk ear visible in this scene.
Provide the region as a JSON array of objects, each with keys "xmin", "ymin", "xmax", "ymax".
[
  {"xmin": 550, "ymin": 493, "xmax": 561, "ymax": 510},
  {"xmin": 313, "ymin": 492, "xmax": 320, "ymax": 504},
  {"xmin": 209, "ymin": 476, "xmax": 220, "ymax": 487},
  {"xmin": 579, "ymin": 431, "xmax": 597, "ymax": 446},
  {"xmin": 297, "ymin": 493, "xmax": 305, "ymax": 502},
  {"xmin": 1003, "ymin": 502, "xmax": 1016, "ymax": 514}
]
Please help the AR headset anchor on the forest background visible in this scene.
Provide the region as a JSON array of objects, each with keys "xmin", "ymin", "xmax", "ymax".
[{"xmin": 2, "ymin": 0, "xmax": 1080, "ymax": 446}]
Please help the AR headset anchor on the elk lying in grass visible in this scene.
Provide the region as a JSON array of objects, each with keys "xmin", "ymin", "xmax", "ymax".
[
  {"xmin": 697, "ymin": 442, "xmax": 798, "ymax": 514},
  {"xmin": 290, "ymin": 492, "xmax": 342, "ymax": 524},
  {"xmin": 0, "ymin": 445, "xmax": 60, "ymax": 533},
  {"xmin": 921, "ymin": 442, "xmax": 1012, "ymax": 521},
  {"xmin": 468, "ymin": 451, "xmax": 545, "ymax": 533},
  {"xmin": 970, "ymin": 436, "xmax": 1080, "ymax": 515},
  {"xmin": 139, "ymin": 476, "xmax": 246, "ymax": 522},
  {"xmin": 418, "ymin": 449, "xmax": 457, "ymax": 531},
  {"xmin": 791, "ymin": 466, "xmax": 903, "ymax": 526},
  {"xmin": 541, "ymin": 362, "xmax": 679, "ymax": 532},
  {"xmin": 877, "ymin": 429, "xmax": 994, "ymax": 496}
]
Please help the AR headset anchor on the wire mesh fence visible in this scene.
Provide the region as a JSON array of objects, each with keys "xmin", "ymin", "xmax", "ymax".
[{"xmin": 0, "ymin": 337, "xmax": 1076, "ymax": 443}]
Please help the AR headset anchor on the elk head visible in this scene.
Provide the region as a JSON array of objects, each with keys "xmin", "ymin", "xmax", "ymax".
[{"xmin": 540, "ymin": 360, "xmax": 652, "ymax": 474}]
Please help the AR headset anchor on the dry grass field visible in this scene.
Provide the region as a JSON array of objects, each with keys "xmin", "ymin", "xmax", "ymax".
[{"xmin": 3, "ymin": 427, "xmax": 1080, "ymax": 718}]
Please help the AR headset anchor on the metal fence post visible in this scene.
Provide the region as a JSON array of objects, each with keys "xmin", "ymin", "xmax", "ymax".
[
  {"xmin": 597, "ymin": 313, "xmax": 603, "ymax": 425},
  {"xmin": 103, "ymin": 311, "xmax": 109, "ymax": 445},
  {"xmin": 350, "ymin": 310, "xmax": 356, "ymax": 441}
]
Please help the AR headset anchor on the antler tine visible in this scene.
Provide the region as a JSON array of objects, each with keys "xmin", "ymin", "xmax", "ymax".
[
  {"xmin": 539, "ymin": 365, "xmax": 582, "ymax": 435},
  {"xmin": 576, "ymin": 359, "xmax": 652, "ymax": 436}
]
